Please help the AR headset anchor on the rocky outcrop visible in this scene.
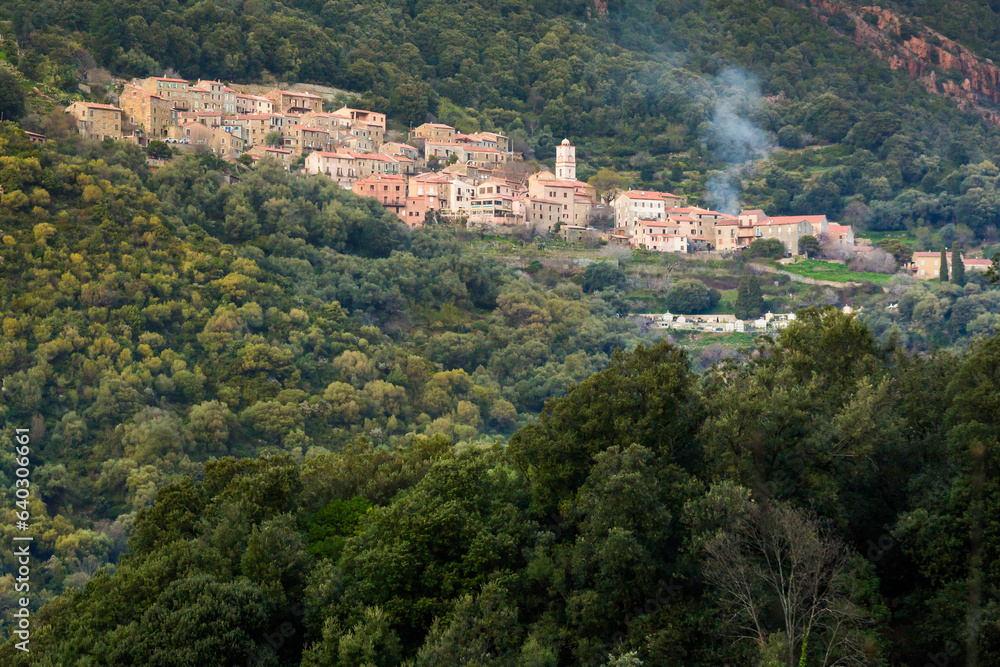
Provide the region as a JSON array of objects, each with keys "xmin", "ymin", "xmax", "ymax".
[{"xmin": 809, "ymin": 1, "xmax": 1000, "ymax": 125}]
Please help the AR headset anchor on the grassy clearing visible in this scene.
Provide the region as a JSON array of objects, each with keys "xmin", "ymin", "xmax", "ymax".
[{"xmin": 780, "ymin": 259, "xmax": 896, "ymax": 285}]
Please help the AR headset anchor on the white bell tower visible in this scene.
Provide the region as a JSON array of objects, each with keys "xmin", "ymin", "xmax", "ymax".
[{"xmin": 555, "ymin": 138, "xmax": 576, "ymax": 181}]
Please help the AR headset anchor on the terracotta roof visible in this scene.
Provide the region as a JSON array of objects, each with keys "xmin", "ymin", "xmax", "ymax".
[
  {"xmin": 272, "ymin": 90, "xmax": 322, "ymax": 99},
  {"xmin": 311, "ymin": 151, "xmax": 355, "ymax": 159},
  {"xmin": 149, "ymin": 77, "xmax": 188, "ymax": 83},
  {"xmin": 766, "ymin": 215, "xmax": 827, "ymax": 224},
  {"xmin": 913, "ymin": 252, "xmax": 943, "ymax": 257},
  {"xmin": 964, "ymin": 259, "xmax": 993, "ymax": 266},
  {"xmin": 356, "ymin": 174, "xmax": 406, "ymax": 182},
  {"xmin": 288, "ymin": 124, "xmax": 328, "ymax": 132},
  {"xmin": 827, "ymin": 224, "xmax": 852, "ymax": 233},
  {"xmin": 623, "ymin": 190, "xmax": 681, "ymax": 200},
  {"xmin": 73, "ymin": 102, "xmax": 122, "ymax": 111}
]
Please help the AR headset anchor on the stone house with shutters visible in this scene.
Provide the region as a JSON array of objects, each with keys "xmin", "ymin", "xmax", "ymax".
[{"xmin": 65, "ymin": 101, "xmax": 123, "ymax": 140}]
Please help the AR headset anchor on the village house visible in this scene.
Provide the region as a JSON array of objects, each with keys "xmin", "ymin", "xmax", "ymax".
[
  {"xmin": 443, "ymin": 178, "xmax": 477, "ymax": 214},
  {"xmin": 65, "ymin": 101, "xmax": 123, "ymax": 140},
  {"xmin": 247, "ymin": 145, "xmax": 294, "ymax": 169},
  {"xmin": 469, "ymin": 194, "xmax": 517, "ymax": 225},
  {"xmin": 424, "ymin": 141, "xmax": 464, "ymax": 163},
  {"xmin": 910, "ymin": 251, "xmax": 991, "ymax": 279},
  {"xmin": 964, "ymin": 258, "xmax": 993, "ymax": 273},
  {"xmin": 192, "ymin": 81, "xmax": 237, "ymax": 114},
  {"xmin": 230, "ymin": 114, "xmax": 286, "ymax": 147},
  {"xmin": 331, "ymin": 107, "xmax": 386, "ymax": 131},
  {"xmin": 24, "ymin": 131, "xmax": 46, "ymax": 143},
  {"xmin": 821, "ymin": 223, "xmax": 855, "ymax": 256},
  {"xmin": 359, "ymin": 153, "xmax": 403, "ymax": 177},
  {"xmin": 441, "ymin": 163, "xmax": 491, "ymax": 184},
  {"xmin": 139, "ymin": 77, "xmax": 191, "ymax": 110},
  {"xmin": 236, "ymin": 94, "xmax": 273, "ymax": 115},
  {"xmin": 408, "ymin": 172, "xmax": 452, "ymax": 210},
  {"xmin": 283, "ymin": 124, "xmax": 330, "ymax": 156},
  {"xmin": 527, "ymin": 176, "xmax": 594, "ymax": 227},
  {"xmin": 456, "ymin": 133, "xmax": 499, "ymax": 150},
  {"xmin": 339, "ymin": 134, "xmax": 374, "ymax": 154},
  {"xmin": 350, "ymin": 121, "xmax": 385, "ymax": 148},
  {"xmin": 304, "ymin": 151, "xmax": 359, "ymax": 189},
  {"xmin": 265, "ymin": 90, "xmax": 323, "ymax": 115},
  {"xmin": 612, "ymin": 190, "xmax": 686, "ymax": 234},
  {"xmin": 168, "ymin": 121, "xmax": 245, "ymax": 160},
  {"xmin": 479, "ymin": 131, "xmax": 511, "ymax": 154},
  {"xmin": 119, "ymin": 85, "xmax": 175, "ymax": 140},
  {"xmin": 912, "ymin": 251, "xmax": 947, "ymax": 279},
  {"xmin": 714, "ymin": 216, "xmax": 759, "ymax": 252},
  {"xmin": 296, "ymin": 111, "xmax": 352, "ymax": 134},
  {"xmin": 742, "ymin": 209, "xmax": 813, "ymax": 255},
  {"xmin": 402, "ymin": 196, "xmax": 429, "ymax": 227},
  {"xmin": 560, "ymin": 225, "xmax": 594, "ymax": 243},
  {"xmin": 462, "ymin": 146, "xmax": 508, "ymax": 169},
  {"xmin": 525, "ymin": 197, "xmax": 563, "ymax": 233},
  {"xmin": 352, "ymin": 174, "xmax": 408, "ymax": 217},
  {"xmin": 381, "ymin": 142, "xmax": 421, "ymax": 161},
  {"xmin": 177, "ymin": 110, "xmax": 224, "ymax": 129},
  {"xmin": 411, "ymin": 122, "xmax": 456, "ymax": 143}
]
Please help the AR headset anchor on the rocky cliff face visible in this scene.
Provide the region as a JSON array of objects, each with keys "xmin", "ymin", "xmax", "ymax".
[{"xmin": 810, "ymin": 1, "xmax": 1000, "ymax": 125}]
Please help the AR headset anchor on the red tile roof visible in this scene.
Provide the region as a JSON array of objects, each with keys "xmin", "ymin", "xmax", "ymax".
[{"xmin": 74, "ymin": 102, "xmax": 122, "ymax": 111}]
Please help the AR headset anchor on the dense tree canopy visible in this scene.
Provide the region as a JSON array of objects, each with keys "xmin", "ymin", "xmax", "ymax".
[{"xmin": 2, "ymin": 307, "xmax": 998, "ymax": 665}]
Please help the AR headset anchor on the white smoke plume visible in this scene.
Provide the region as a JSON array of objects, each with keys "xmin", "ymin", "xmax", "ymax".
[{"xmin": 703, "ymin": 68, "xmax": 774, "ymax": 214}]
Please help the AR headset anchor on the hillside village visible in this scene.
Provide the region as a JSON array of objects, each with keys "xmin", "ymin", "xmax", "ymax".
[{"xmin": 53, "ymin": 75, "xmax": 995, "ymax": 280}]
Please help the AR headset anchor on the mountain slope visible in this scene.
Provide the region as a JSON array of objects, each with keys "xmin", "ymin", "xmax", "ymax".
[{"xmin": 8, "ymin": 0, "xmax": 1000, "ymax": 236}]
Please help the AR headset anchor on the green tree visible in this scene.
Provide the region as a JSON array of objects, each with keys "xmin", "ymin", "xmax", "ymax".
[
  {"xmin": 876, "ymin": 238, "xmax": 913, "ymax": 265},
  {"xmin": 952, "ymin": 247, "xmax": 965, "ymax": 286},
  {"xmin": 746, "ymin": 238, "xmax": 786, "ymax": 259},
  {"xmin": 798, "ymin": 235, "xmax": 820, "ymax": 258},
  {"xmin": 940, "ymin": 247, "xmax": 949, "ymax": 282},
  {"xmin": 734, "ymin": 276, "xmax": 764, "ymax": 320},
  {"xmin": 582, "ymin": 262, "xmax": 627, "ymax": 293},
  {"xmin": 146, "ymin": 140, "xmax": 172, "ymax": 159},
  {"xmin": 0, "ymin": 69, "xmax": 26, "ymax": 121},
  {"xmin": 587, "ymin": 168, "xmax": 628, "ymax": 205},
  {"xmin": 265, "ymin": 130, "xmax": 283, "ymax": 147},
  {"xmin": 666, "ymin": 279, "xmax": 719, "ymax": 314}
]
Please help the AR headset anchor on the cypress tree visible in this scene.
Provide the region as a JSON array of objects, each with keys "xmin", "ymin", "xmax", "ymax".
[
  {"xmin": 734, "ymin": 277, "xmax": 750, "ymax": 320},
  {"xmin": 952, "ymin": 247, "xmax": 965, "ymax": 286},
  {"xmin": 939, "ymin": 247, "xmax": 949, "ymax": 282},
  {"xmin": 735, "ymin": 275, "xmax": 764, "ymax": 320},
  {"xmin": 746, "ymin": 275, "xmax": 764, "ymax": 318}
]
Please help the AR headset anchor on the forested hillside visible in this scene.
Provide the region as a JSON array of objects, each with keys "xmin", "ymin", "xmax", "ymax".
[
  {"xmin": 7, "ymin": 0, "xmax": 1000, "ymax": 236},
  {"xmin": 0, "ymin": 122, "xmax": 637, "ymax": 624},
  {"xmin": 3, "ymin": 295, "xmax": 999, "ymax": 665}
]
